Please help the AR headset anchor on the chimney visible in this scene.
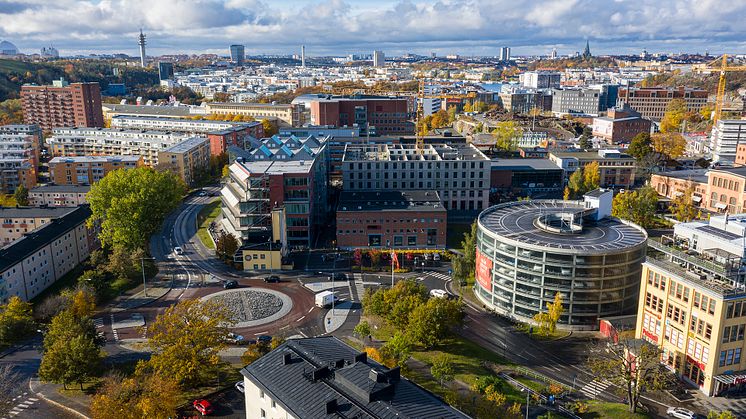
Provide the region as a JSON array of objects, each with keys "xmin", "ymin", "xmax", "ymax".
[
  {"xmin": 283, "ymin": 353, "xmax": 292, "ymax": 365},
  {"xmin": 354, "ymin": 352, "xmax": 367, "ymax": 363},
  {"xmin": 325, "ymin": 399, "xmax": 337, "ymax": 414}
]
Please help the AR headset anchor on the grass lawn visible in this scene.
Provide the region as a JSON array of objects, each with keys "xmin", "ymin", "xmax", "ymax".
[
  {"xmin": 514, "ymin": 322, "xmax": 566, "ymax": 341},
  {"xmin": 196, "ymin": 199, "xmax": 221, "ymax": 250},
  {"xmin": 411, "ymin": 336, "xmax": 511, "ymax": 387},
  {"xmin": 582, "ymin": 400, "xmax": 651, "ymax": 418}
]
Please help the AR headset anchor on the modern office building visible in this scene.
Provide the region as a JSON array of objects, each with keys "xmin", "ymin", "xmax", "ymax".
[
  {"xmin": 0, "ymin": 206, "xmax": 78, "ymax": 246},
  {"xmin": 498, "ymin": 89, "xmax": 552, "ymax": 114},
  {"xmin": 711, "ymin": 119, "xmax": 746, "ymax": 165},
  {"xmin": 157, "ymin": 136, "xmax": 210, "ymax": 186},
  {"xmin": 230, "ymin": 45, "xmax": 245, "ymax": 65},
  {"xmin": 475, "ymin": 190, "xmax": 648, "ymax": 329},
  {"xmin": 342, "ymin": 143, "xmax": 491, "ymax": 213},
  {"xmin": 206, "ymin": 102, "xmax": 304, "ymax": 127},
  {"xmin": 221, "ymin": 135, "xmax": 328, "ymax": 250},
  {"xmin": 592, "ymin": 107, "xmax": 652, "ymax": 144},
  {"xmin": 157, "ymin": 62, "xmax": 174, "ymax": 81},
  {"xmin": 48, "ymin": 155, "xmax": 142, "ymax": 185},
  {"xmin": 639, "ymin": 215, "xmax": 746, "ymax": 396},
  {"xmin": 520, "ymin": 71, "xmax": 561, "ymax": 89},
  {"xmin": 551, "ymin": 86, "xmax": 617, "ymax": 117},
  {"xmin": 310, "ymin": 95, "xmax": 412, "ymax": 136},
  {"xmin": 617, "ymin": 87, "xmax": 709, "ymax": 121},
  {"xmin": 336, "ymin": 190, "xmax": 447, "ymax": 250},
  {"xmin": 28, "ymin": 184, "xmax": 90, "ymax": 207},
  {"xmin": 489, "ymin": 158, "xmax": 564, "ymax": 199},
  {"xmin": 499, "ymin": 46, "xmax": 511, "ymax": 61},
  {"xmin": 373, "ymin": 50, "xmax": 385, "ymax": 67},
  {"xmin": 240, "ymin": 337, "xmax": 469, "ymax": 419},
  {"xmin": 0, "ymin": 205, "xmax": 97, "ymax": 303},
  {"xmin": 20, "ymin": 80, "xmax": 104, "ymax": 132},
  {"xmin": 47, "ymin": 127, "xmax": 193, "ymax": 166},
  {"xmin": 549, "ymin": 149, "xmax": 636, "ymax": 188}
]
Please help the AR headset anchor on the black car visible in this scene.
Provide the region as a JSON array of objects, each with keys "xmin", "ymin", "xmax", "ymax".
[
  {"xmin": 257, "ymin": 335, "xmax": 272, "ymax": 344},
  {"xmin": 264, "ymin": 275, "xmax": 280, "ymax": 283},
  {"xmin": 223, "ymin": 280, "xmax": 238, "ymax": 289},
  {"xmin": 331, "ymin": 273, "xmax": 347, "ymax": 281}
]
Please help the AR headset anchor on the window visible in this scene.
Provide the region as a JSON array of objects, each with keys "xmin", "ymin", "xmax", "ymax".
[
  {"xmin": 260, "ymin": 390, "xmax": 265, "ymax": 399},
  {"xmin": 407, "ymin": 236, "xmax": 417, "ymax": 246},
  {"xmin": 261, "ymin": 409, "xmax": 266, "ymax": 418}
]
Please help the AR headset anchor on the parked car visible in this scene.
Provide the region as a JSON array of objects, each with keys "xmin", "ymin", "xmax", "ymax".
[
  {"xmin": 226, "ymin": 332, "xmax": 245, "ymax": 345},
  {"xmin": 433, "ymin": 253, "xmax": 442, "ymax": 261},
  {"xmin": 223, "ymin": 280, "xmax": 238, "ymax": 289},
  {"xmin": 264, "ymin": 275, "xmax": 280, "ymax": 283},
  {"xmin": 174, "ymin": 246, "xmax": 183, "ymax": 255},
  {"xmin": 235, "ymin": 381, "xmax": 245, "ymax": 393},
  {"xmin": 429, "ymin": 289, "xmax": 449, "ymax": 299},
  {"xmin": 198, "ymin": 190, "xmax": 207, "ymax": 196},
  {"xmin": 193, "ymin": 399, "xmax": 213, "ymax": 416},
  {"xmin": 331, "ymin": 273, "xmax": 347, "ymax": 281},
  {"xmin": 667, "ymin": 407, "xmax": 696, "ymax": 419},
  {"xmin": 257, "ymin": 335, "xmax": 272, "ymax": 344}
]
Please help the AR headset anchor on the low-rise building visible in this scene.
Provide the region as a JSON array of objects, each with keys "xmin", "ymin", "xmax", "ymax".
[
  {"xmin": 206, "ymin": 102, "xmax": 304, "ymax": 127},
  {"xmin": 705, "ymin": 167, "xmax": 746, "ymax": 213},
  {"xmin": 157, "ymin": 137, "xmax": 210, "ymax": 186},
  {"xmin": 0, "ymin": 205, "xmax": 96, "ymax": 302},
  {"xmin": 711, "ymin": 119, "xmax": 746, "ymax": 165},
  {"xmin": 592, "ymin": 107, "xmax": 652, "ymax": 144},
  {"xmin": 240, "ymin": 336, "xmax": 469, "ymax": 419},
  {"xmin": 0, "ymin": 206, "xmax": 78, "ymax": 246},
  {"xmin": 549, "ymin": 149, "xmax": 636, "ymax": 188},
  {"xmin": 28, "ymin": 184, "xmax": 90, "ymax": 207},
  {"xmin": 101, "ymin": 103, "xmax": 197, "ymax": 125},
  {"xmin": 336, "ymin": 190, "xmax": 447, "ymax": 250},
  {"xmin": 309, "ymin": 95, "xmax": 412, "ymax": 135},
  {"xmin": 650, "ymin": 169, "xmax": 708, "ymax": 206},
  {"xmin": 490, "ymin": 158, "xmax": 564, "ymax": 199},
  {"xmin": 49, "ymin": 155, "xmax": 143, "ymax": 185},
  {"xmin": 639, "ymin": 215, "xmax": 746, "ymax": 396}
]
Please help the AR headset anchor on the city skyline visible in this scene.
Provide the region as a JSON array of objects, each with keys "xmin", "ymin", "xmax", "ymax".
[{"xmin": 0, "ymin": 0, "xmax": 744, "ymax": 57}]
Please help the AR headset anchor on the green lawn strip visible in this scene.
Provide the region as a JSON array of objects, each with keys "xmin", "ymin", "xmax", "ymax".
[
  {"xmin": 411, "ymin": 336, "xmax": 511, "ymax": 387},
  {"xmin": 196, "ymin": 200, "xmax": 221, "ymax": 250},
  {"xmin": 582, "ymin": 400, "xmax": 651, "ymax": 419},
  {"xmin": 514, "ymin": 376, "xmax": 546, "ymax": 393}
]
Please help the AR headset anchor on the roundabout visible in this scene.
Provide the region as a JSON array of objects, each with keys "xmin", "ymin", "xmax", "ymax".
[{"xmin": 203, "ymin": 288, "xmax": 294, "ymax": 328}]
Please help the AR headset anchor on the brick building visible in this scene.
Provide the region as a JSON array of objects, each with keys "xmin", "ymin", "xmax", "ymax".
[
  {"xmin": 49, "ymin": 155, "xmax": 143, "ymax": 185},
  {"xmin": 548, "ymin": 149, "xmax": 636, "ymax": 188},
  {"xmin": 592, "ymin": 107, "xmax": 652, "ymax": 144},
  {"xmin": 617, "ymin": 87, "xmax": 708, "ymax": 121},
  {"xmin": 650, "ymin": 169, "xmax": 708, "ymax": 207},
  {"xmin": 336, "ymin": 190, "xmax": 447, "ymax": 250},
  {"xmin": 21, "ymin": 80, "xmax": 104, "ymax": 132},
  {"xmin": 310, "ymin": 95, "xmax": 412, "ymax": 135}
]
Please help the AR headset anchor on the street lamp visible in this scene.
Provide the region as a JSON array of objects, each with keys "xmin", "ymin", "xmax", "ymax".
[
  {"xmin": 521, "ymin": 388, "xmax": 529, "ymax": 419},
  {"xmin": 140, "ymin": 257, "xmax": 156, "ymax": 297}
]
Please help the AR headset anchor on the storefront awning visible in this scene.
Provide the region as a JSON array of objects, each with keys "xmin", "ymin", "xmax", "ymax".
[
  {"xmin": 691, "ymin": 195, "xmax": 702, "ymax": 203},
  {"xmin": 673, "ymin": 191, "xmax": 684, "ymax": 197},
  {"xmin": 714, "ymin": 373, "xmax": 746, "ymax": 385},
  {"xmin": 715, "ymin": 202, "xmax": 728, "ymax": 210}
]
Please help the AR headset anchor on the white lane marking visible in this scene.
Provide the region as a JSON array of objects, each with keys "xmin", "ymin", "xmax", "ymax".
[
  {"xmin": 254, "ymin": 331, "xmax": 269, "ymax": 335},
  {"xmin": 307, "ymin": 307, "xmax": 314, "ymax": 313},
  {"xmin": 296, "ymin": 316, "xmax": 306, "ymax": 322}
]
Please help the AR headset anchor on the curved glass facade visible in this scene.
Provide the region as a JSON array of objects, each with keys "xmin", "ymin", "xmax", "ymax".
[{"xmin": 474, "ymin": 201, "xmax": 647, "ymax": 330}]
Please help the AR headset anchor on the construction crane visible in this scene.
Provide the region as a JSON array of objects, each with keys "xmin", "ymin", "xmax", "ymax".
[{"xmin": 707, "ymin": 54, "xmax": 746, "ymax": 125}]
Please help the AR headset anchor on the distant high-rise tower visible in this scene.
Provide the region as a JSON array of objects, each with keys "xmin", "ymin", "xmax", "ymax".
[
  {"xmin": 158, "ymin": 62, "xmax": 174, "ymax": 81},
  {"xmin": 550, "ymin": 48, "xmax": 558, "ymax": 59},
  {"xmin": 583, "ymin": 40, "xmax": 592, "ymax": 60},
  {"xmin": 301, "ymin": 45, "xmax": 306, "ymax": 67},
  {"xmin": 373, "ymin": 50, "xmax": 385, "ymax": 67},
  {"xmin": 138, "ymin": 29, "xmax": 147, "ymax": 68},
  {"xmin": 230, "ymin": 44, "xmax": 245, "ymax": 65},
  {"xmin": 499, "ymin": 46, "xmax": 511, "ymax": 61}
]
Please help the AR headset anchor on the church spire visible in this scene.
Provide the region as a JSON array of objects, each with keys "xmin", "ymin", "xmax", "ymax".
[{"xmin": 583, "ymin": 40, "xmax": 591, "ymax": 59}]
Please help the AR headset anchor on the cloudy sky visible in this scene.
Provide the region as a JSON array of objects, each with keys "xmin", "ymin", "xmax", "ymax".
[{"xmin": 1, "ymin": 0, "xmax": 745, "ymax": 57}]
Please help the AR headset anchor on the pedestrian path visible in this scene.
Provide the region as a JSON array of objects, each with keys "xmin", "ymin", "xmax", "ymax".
[
  {"xmin": 579, "ymin": 379, "xmax": 612, "ymax": 399},
  {"xmin": 2, "ymin": 392, "xmax": 38, "ymax": 418}
]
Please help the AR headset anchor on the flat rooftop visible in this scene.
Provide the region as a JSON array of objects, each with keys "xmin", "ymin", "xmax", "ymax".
[
  {"xmin": 479, "ymin": 200, "xmax": 647, "ymax": 253},
  {"xmin": 0, "ymin": 206, "xmax": 77, "ymax": 218},
  {"xmin": 338, "ymin": 191, "xmax": 445, "ymax": 213},
  {"xmin": 49, "ymin": 155, "xmax": 142, "ymax": 164},
  {"xmin": 655, "ymin": 169, "xmax": 709, "ymax": 184},
  {"xmin": 644, "ymin": 256, "xmax": 746, "ymax": 299},
  {"xmin": 161, "ymin": 137, "xmax": 208, "ymax": 153},
  {"xmin": 342, "ymin": 143, "xmax": 488, "ymax": 162},
  {"xmin": 550, "ymin": 150, "xmax": 633, "ymax": 160},
  {"xmin": 30, "ymin": 184, "xmax": 91, "ymax": 194},
  {"xmin": 103, "ymin": 104, "xmax": 194, "ymax": 117},
  {"xmin": 491, "ymin": 158, "xmax": 561, "ymax": 171},
  {"xmin": 710, "ymin": 166, "xmax": 746, "ymax": 178}
]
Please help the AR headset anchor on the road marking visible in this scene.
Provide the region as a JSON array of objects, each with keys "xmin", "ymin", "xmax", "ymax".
[
  {"xmin": 254, "ymin": 331, "xmax": 269, "ymax": 335},
  {"xmin": 307, "ymin": 307, "xmax": 314, "ymax": 313},
  {"xmin": 279, "ymin": 325, "xmax": 290, "ymax": 330},
  {"xmin": 296, "ymin": 315, "xmax": 306, "ymax": 322},
  {"xmin": 579, "ymin": 379, "xmax": 612, "ymax": 399}
]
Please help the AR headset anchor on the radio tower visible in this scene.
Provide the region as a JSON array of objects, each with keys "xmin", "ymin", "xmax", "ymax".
[{"xmin": 138, "ymin": 29, "xmax": 147, "ymax": 68}]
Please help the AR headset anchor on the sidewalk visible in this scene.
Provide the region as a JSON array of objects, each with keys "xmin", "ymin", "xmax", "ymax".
[
  {"xmin": 108, "ymin": 277, "xmax": 174, "ymax": 313},
  {"xmin": 29, "ymin": 378, "xmax": 91, "ymax": 419}
]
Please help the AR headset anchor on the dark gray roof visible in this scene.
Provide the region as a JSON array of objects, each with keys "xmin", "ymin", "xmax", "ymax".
[
  {"xmin": 30, "ymin": 184, "xmax": 91, "ymax": 194},
  {"xmin": 491, "ymin": 158, "xmax": 561, "ymax": 171},
  {"xmin": 0, "ymin": 206, "xmax": 76, "ymax": 218},
  {"xmin": 241, "ymin": 337, "xmax": 470, "ymax": 419},
  {"xmin": 654, "ymin": 169, "xmax": 708, "ymax": 184},
  {"xmin": 584, "ymin": 188, "xmax": 610, "ymax": 198},
  {"xmin": 0, "ymin": 206, "xmax": 91, "ymax": 272},
  {"xmin": 711, "ymin": 166, "xmax": 746, "ymax": 178},
  {"xmin": 337, "ymin": 191, "xmax": 445, "ymax": 213}
]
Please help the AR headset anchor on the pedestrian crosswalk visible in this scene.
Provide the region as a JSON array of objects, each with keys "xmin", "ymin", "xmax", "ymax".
[
  {"xmin": 1, "ymin": 392, "xmax": 38, "ymax": 418},
  {"xmin": 426, "ymin": 271, "xmax": 451, "ymax": 281},
  {"xmin": 579, "ymin": 379, "xmax": 612, "ymax": 399},
  {"xmin": 93, "ymin": 317, "xmax": 104, "ymax": 328}
]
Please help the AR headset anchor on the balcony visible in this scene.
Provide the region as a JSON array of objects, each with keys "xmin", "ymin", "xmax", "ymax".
[{"xmin": 647, "ymin": 238, "xmax": 742, "ymax": 279}]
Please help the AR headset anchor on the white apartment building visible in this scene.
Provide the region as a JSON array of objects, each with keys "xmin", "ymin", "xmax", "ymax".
[
  {"xmin": 711, "ymin": 119, "xmax": 746, "ymax": 164},
  {"xmin": 520, "ymin": 71, "xmax": 561, "ymax": 89},
  {"xmin": 29, "ymin": 185, "xmax": 90, "ymax": 207},
  {"xmin": 110, "ymin": 115, "xmax": 254, "ymax": 133}
]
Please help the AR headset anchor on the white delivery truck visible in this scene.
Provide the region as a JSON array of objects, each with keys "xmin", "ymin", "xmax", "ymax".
[{"xmin": 315, "ymin": 291, "xmax": 339, "ymax": 308}]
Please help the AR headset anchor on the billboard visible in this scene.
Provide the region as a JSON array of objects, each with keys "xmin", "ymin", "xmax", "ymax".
[{"xmin": 475, "ymin": 249, "xmax": 493, "ymax": 290}]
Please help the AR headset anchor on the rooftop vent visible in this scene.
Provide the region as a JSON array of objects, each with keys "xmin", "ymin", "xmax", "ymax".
[
  {"xmin": 354, "ymin": 352, "xmax": 367, "ymax": 363},
  {"xmin": 311, "ymin": 365, "xmax": 329, "ymax": 381},
  {"xmin": 283, "ymin": 353, "xmax": 292, "ymax": 365},
  {"xmin": 325, "ymin": 399, "xmax": 337, "ymax": 414}
]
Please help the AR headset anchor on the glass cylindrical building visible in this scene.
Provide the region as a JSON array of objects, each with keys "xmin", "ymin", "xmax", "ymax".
[{"xmin": 474, "ymin": 199, "xmax": 647, "ymax": 330}]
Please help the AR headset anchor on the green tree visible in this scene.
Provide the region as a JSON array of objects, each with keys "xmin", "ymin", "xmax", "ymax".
[
  {"xmin": 447, "ymin": 106, "xmax": 457, "ymax": 123},
  {"xmin": 408, "ymin": 297, "xmax": 464, "ymax": 348},
  {"xmin": 13, "ymin": 184, "xmax": 28, "ymax": 206},
  {"xmin": 578, "ymin": 126, "xmax": 592, "ymax": 149},
  {"xmin": 670, "ymin": 186, "xmax": 701, "ymax": 222},
  {"xmin": 611, "ymin": 186, "xmax": 659, "ymax": 228},
  {"xmin": 567, "ymin": 168, "xmax": 585, "ymax": 199},
  {"xmin": 0, "ymin": 297, "xmax": 35, "ymax": 346},
  {"xmin": 215, "ymin": 231, "xmax": 239, "ymax": 262},
  {"xmin": 353, "ymin": 321, "xmax": 372, "ymax": 340},
  {"xmin": 652, "ymin": 132, "xmax": 687, "ymax": 163},
  {"xmin": 138, "ymin": 299, "xmax": 235, "ymax": 389},
  {"xmin": 659, "ymin": 98, "xmax": 687, "ymax": 133},
  {"xmin": 627, "ymin": 132, "xmax": 652, "ymax": 160},
  {"xmin": 430, "ymin": 353, "xmax": 455, "ymax": 386},
  {"xmin": 492, "ymin": 121, "xmax": 523, "ymax": 152},
  {"xmin": 261, "ymin": 118, "xmax": 278, "ymax": 137},
  {"xmin": 91, "ymin": 372, "xmax": 179, "ymax": 419},
  {"xmin": 708, "ymin": 411, "xmax": 737, "ymax": 419},
  {"xmin": 379, "ymin": 332, "xmax": 412, "ymax": 368},
  {"xmin": 87, "ymin": 167, "xmax": 186, "ymax": 250},
  {"xmin": 39, "ymin": 310, "xmax": 103, "ymax": 390},
  {"xmin": 547, "ymin": 292, "xmax": 565, "ymax": 333},
  {"xmin": 583, "ymin": 161, "xmax": 600, "ymax": 192}
]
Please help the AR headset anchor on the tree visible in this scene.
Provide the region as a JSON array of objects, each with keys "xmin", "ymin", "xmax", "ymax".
[
  {"xmin": 379, "ymin": 332, "xmax": 412, "ymax": 368},
  {"xmin": 492, "ymin": 121, "xmax": 523, "ymax": 152},
  {"xmin": 13, "ymin": 184, "xmax": 28, "ymax": 206},
  {"xmin": 430, "ymin": 353, "xmax": 455, "ymax": 386},
  {"xmin": 708, "ymin": 411, "xmax": 737, "ymax": 419},
  {"xmin": 627, "ymin": 132, "xmax": 652, "ymax": 160},
  {"xmin": 215, "ymin": 231, "xmax": 239, "ymax": 262},
  {"xmin": 659, "ymin": 98, "xmax": 687, "ymax": 133},
  {"xmin": 567, "ymin": 168, "xmax": 585, "ymax": 199},
  {"xmin": 611, "ymin": 186, "xmax": 659, "ymax": 228},
  {"xmin": 463, "ymin": 102, "xmax": 473, "ymax": 113},
  {"xmin": 241, "ymin": 342, "xmax": 270, "ymax": 365},
  {"xmin": 353, "ymin": 321, "xmax": 372, "ymax": 340},
  {"xmin": 408, "ymin": 297, "xmax": 464, "ymax": 347},
  {"xmin": 578, "ymin": 126, "xmax": 593, "ymax": 149},
  {"xmin": 588, "ymin": 338, "xmax": 670, "ymax": 413},
  {"xmin": 430, "ymin": 109, "xmax": 450, "ymax": 129},
  {"xmin": 91, "ymin": 372, "xmax": 179, "ymax": 419},
  {"xmin": 39, "ymin": 310, "xmax": 103, "ymax": 390},
  {"xmin": 0, "ymin": 296, "xmax": 35, "ymax": 346},
  {"xmin": 447, "ymin": 106, "xmax": 457, "ymax": 123},
  {"xmin": 670, "ymin": 186, "xmax": 701, "ymax": 222},
  {"xmin": 583, "ymin": 161, "xmax": 600, "ymax": 192},
  {"xmin": 66, "ymin": 287, "xmax": 96, "ymax": 318},
  {"xmin": 261, "ymin": 118, "xmax": 277, "ymax": 137},
  {"xmin": 87, "ymin": 167, "xmax": 186, "ymax": 250},
  {"xmin": 0, "ymin": 365, "xmax": 22, "ymax": 417},
  {"xmin": 139, "ymin": 299, "xmax": 234, "ymax": 389},
  {"xmin": 651, "ymin": 132, "xmax": 686, "ymax": 163}
]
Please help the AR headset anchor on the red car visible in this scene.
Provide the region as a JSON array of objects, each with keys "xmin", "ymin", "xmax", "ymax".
[{"xmin": 193, "ymin": 399, "xmax": 213, "ymax": 416}]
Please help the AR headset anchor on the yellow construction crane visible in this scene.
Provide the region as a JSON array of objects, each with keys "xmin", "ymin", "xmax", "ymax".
[{"xmin": 707, "ymin": 54, "xmax": 746, "ymax": 125}]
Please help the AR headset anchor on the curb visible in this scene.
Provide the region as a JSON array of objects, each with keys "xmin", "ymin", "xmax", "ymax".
[{"xmin": 29, "ymin": 379, "xmax": 91, "ymax": 419}]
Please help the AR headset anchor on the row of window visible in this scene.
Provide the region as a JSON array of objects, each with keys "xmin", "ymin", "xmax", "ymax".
[
  {"xmin": 687, "ymin": 340, "xmax": 710, "ymax": 365},
  {"xmin": 693, "ymin": 291, "xmax": 717, "ymax": 316},
  {"xmin": 349, "ymin": 161, "xmax": 486, "ymax": 170},
  {"xmin": 720, "ymin": 348, "xmax": 743, "ymax": 367},
  {"xmin": 348, "ymin": 181, "xmax": 486, "ymax": 192},
  {"xmin": 351, "ymin": 171, "xmax": 485, "ymax": 180},
  {"xmin": 711, "ymin": 176, "xmax": 741, "ymax": 192},
  {"xmin": 667, "ymin": 304, "xmax": 687, "ymax": 326},
  {"xmin": 726, "ymin": 301, "xmax": 746, "ymax": 319},
  {"xmin": 722, "ymin": 324, "xmax": 745, "ymax": 343},
  {"xmin": 338, "ymin": 218, "xmax": 442, "ymax": 224},
  {"xmin": 645, "ymin": 292, "xmax": 664, "ymax": 313},
  {"xmin": 689, "ymin": 317, "xmax": 712, "ymax": 340}
]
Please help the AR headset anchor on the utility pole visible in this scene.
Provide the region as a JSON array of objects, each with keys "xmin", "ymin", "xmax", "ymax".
[{"xmin": 140, "ymin": 256, "xmax": 155, "ymax": 296}]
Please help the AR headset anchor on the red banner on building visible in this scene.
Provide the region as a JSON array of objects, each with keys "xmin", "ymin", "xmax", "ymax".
[{"xmin": 475, "ymin": 249, "xmax": 493, "ymax": 290}]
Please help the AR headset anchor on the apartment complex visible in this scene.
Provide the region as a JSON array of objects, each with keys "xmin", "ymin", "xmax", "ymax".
[
  {"xmin": 49, "ymin": 155, "xmax": 143, "ymax": 185},
  {"xmin": 29, "ymin": 185, "xmax": 90, "ymax": 207},
  {"xmin": 711, "ymin": 119, "xmax": 746, "ymax": 164},
  {"xmin": 592, "ymin": 107, "xmax": 652, "ymax": 144},
  {"xmin": 240, "ymin": 337, "xmax": 469, "ymax": 419},
  {"xmin": 206, "ymin": 102, "xmax": 304, "ymax": 127},
  {"xmin": 310, "ymin": 95, "xmax": 412, "ymax": 135},
  {"xmin": 639, "ymin": 215, "xmax": 746, "ymax": 396},
  {"xmin": 20, "ymin": 80, "xmax": 104, "ymax": 132},
  {"xmin": 0, "ymin": 206, "xmax": 80, "ymax": 246},
  {"xmin": 157, "ymin": 137, "xmax": 210, "ymax": 186},
  {"xmin": 221, "ymin": 135, "xmax": 328, "ymax": 250},
  {"xmin": 549, "ymin": 149, "xmax": 636, "ymax": 188},
  {"xmin": 336, "ymin": 190, "xmax": 447, "ymax": 250},
  {"xmin": 520, "ymin": 71, "xmax": 561, "ymax": 89},
  {"xmin": 0, "ymin": 205, "xmax": 96, "ymax": 302},
  {"xmin": 47, "ymin": 127, "xmax": 193, "ymax": 166},
  {"xmin": 551, "ymin": 86, "xmax": 617, "ymax": 117},
  {"xmin": 0, "ymin": 125, "xmax": 42, "ymax": 194},
  {"xmin": 617, "ymin": 87, "xmax": 709, "ymax": 121},
  {"xmin": 341, "ymin": 143, "xmax": 491, "ymax": 212}
]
